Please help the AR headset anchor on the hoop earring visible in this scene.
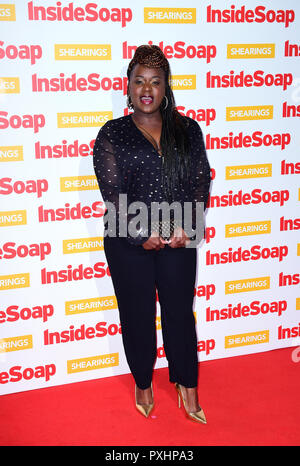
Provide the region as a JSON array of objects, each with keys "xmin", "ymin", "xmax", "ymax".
[
  {"xmin": 162, "ymin": 95, "xmax": 168, "ymax": 110},
  {"xmin": 127, "ymin": 95, "xmax": 134, "ymax": 109}
]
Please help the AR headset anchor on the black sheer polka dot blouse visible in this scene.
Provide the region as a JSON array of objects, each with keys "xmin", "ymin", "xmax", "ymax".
[{"xmin": 93, "ymin": 114, "xmax": 211, "ymax": 246}]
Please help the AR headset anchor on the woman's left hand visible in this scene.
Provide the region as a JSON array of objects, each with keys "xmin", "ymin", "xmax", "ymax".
[{"xmin": 168, "ymin": 227, "xmax": 191, "ymax": 248}]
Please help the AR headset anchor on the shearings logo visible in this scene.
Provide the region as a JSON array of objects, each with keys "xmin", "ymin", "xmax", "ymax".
[
  {"xmin": 0, "ymin": 4, "xmax": 15, "ymax": 21},
  {"xmin": 170, "ymin": 75, "xmax": 196, "ymax": 90},
  {"xmin": 65, "ymin": 296, "xmax": 117, "ymax": 316},
  {"xmin": 227, "ymin": 43, "xmax": 275, "ymax": 59},
  {"xmin": 0, "ymin": 77, "xmax": 19, "ymax": 93},
  {"xmin": 60, "ymin": 175, "xmax": 98, "ymax": 192},
  {"xmin": 67, "ymin": 353, "xmax": 119, "ymax": 374},
  {"xmin": 226, "ymin": 105, "xmax": 273, "ymax": 121},
  {"xmin": 55, "ymin": 44, "xmax": 111, "ymax": 60},
  {"xmin": 57, "ymin": 111, "xmax": 112, "ymax": 128},
  {"xmin": 225, "ymin": 330, "xmax": 269, "ymax": 348},
  {"xmin": 63, "ymin": 237, "xmax": 103, "ymax": 254},
  {"xmin": 225, "ymin": 276, "xmax": 270, "ymax": 295},
  {"xmin": 144, "ymin": 7, "xmax": 196, "ymax": 23},
  {"xmin": 225, "ymin": 164, "xmax": 272, "ymax": 179},
  {"xmin": 0, "ymin": 335, "xmax": 32, "ymax": 353},
  {"xmin": 225, "ymin": 220, "xmax": 271, "ymax": 237},
  {"xmin": 0, "ymin": 273, "xmax": 30, "ymax": 290},
  {"xmin": 0, "ymin": 146, "xmax": 23, "ymax": 162},
  {"xmin": 0, "ymin": 210, "xmax": 26, "ymax": 227}
]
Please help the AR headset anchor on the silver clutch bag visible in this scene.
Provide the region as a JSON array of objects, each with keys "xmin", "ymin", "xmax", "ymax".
[{"xmin": 152, "ymin": 219, "xmax": 176, "ymax": 240}]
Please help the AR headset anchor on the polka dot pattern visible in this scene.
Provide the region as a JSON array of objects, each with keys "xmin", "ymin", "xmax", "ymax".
[{"xmin": 93, "ymin": 114, "xmax": 211, "ymax": 246}]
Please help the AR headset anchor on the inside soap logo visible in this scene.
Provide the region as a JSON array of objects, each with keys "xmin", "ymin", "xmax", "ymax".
[
  {"xmin": 0, "ymin": 112, "xmax": 45, "ymax": 133},
  {"xmin": 28, "ymin": 2, "xmax": 132, "ymax": 27},
  {"xmin": 0, "ymin": 177, "xmax": 48, "ymax": 198},
  {"xmin": 0, "ymin": 41, "xmax": 42, "ymax": 65},
  {"xmin": 206, "ymin": 5, "xmax": 295, "ymax": 28}
]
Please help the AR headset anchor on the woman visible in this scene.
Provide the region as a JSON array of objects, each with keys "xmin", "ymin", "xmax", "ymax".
[{"xmin": 93, "ymin": 45, "xmax": 211, "ymax": 423}]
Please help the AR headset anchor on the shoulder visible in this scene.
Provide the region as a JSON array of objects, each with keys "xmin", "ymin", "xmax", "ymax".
[
  {"xmin": 183, "ymin": 115, "xmax": 203, "ymax": 136},
  {"xmin": 174, "ymin": 112, "xmax": 203, "ymax": 136},
  {"xmin": 177, "ymin": 115, "xmax": 206, "ymax": 155},
  {"xmin": 93, "ymin": 116, "xmax": 132, "ymax": 155},
  {"xmin": 93, "ymin": 115, "xmax": 132, "ymax": 155},
  {"xmin": 98, "ymin": 115, "xmax": 130, "ymax": 136}
]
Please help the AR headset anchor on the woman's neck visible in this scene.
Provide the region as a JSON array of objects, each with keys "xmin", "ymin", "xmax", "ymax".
[{"xmin": 132, "ymin": 110, "xmax": 162, "ymax": 128}]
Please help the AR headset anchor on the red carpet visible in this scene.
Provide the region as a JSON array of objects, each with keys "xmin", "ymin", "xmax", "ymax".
[{"xmin": 1, "ymin": 347, "xmax": 299, "ymax": 446}]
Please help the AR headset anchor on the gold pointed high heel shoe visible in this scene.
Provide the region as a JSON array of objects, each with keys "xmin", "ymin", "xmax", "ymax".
[
  {"xmin": 175, "ymin": 383, "xmax": 207, "ymax": 424},
  {"xmin": 135, "ymin": 383, "xmax": 154, "ymax": 418}
]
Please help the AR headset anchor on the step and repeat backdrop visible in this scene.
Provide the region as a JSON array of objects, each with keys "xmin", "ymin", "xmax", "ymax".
[{"xmin": 0, "ymin": 0, "xmax": 299, "ymax": 395}]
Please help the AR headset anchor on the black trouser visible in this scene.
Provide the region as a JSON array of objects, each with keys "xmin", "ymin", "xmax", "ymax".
[{"xmin": 104, "ymin": 236, "xmax": 199, "ymax": 390}]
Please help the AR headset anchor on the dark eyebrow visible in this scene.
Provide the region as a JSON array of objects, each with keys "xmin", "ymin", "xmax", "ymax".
[{"xmin": 134, "ymin": 75, "xmax": 162, "ymax": 79}]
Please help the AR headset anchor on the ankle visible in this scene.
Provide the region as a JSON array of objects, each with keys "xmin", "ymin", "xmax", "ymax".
[
  {"xmin": 179, "ymin": 385, "xmax": 200, "ymax": 411},
  {"xmin": 136, "ymin": 385, "xmax": 153, "ymax": 404}
]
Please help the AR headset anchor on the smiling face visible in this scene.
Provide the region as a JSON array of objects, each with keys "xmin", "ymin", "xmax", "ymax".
[{"xmin": 128, "ymin": 64, "xmax": 166, "ymax": 116}]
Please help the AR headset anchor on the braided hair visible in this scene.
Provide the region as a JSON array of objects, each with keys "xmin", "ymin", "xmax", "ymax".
[{"xmin": 127, "ymin": 45, "xmax": 192, "ymax": 202}]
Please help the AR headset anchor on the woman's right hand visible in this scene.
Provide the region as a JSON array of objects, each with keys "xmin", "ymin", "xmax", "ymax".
[{"xmin": 142, "ymin": 232, "xmax": 169, "ymax": 251}]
